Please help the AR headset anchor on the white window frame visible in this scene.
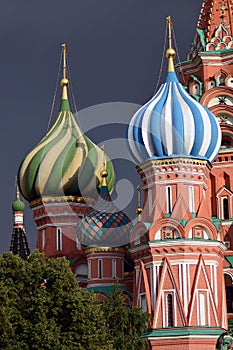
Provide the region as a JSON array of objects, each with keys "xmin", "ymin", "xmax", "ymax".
[
  {"xmin": 42, "ymin": 229, "xmax": 45, "ymax": 251},
  {"xmin": 221, "ymin": 196, "xmax": 229, "ymax": 220},
  {"xmin": 88, "ymin": 260, "xmax": 91, "ymax": 279},
  {"xmin": 189, "ymin": 186, "xmax": 195, "ymax": 213},
  {"xmin": 56, "ymin": 227, "xmax": 62, "ymax": 251},
  {"xmin": 112, "ymin": 259, "xmax": 116, "ymax": 279},
  {"xmin": 198, "ymin": 292, "xmax": 207, "ymax": 326},
  {"xmin": 98, "ymin": 259, "xmax": 103, "ymax": 279},
  {"xmin": 166, "ymin": 186, "xmax": 172, "ymax": 214}
]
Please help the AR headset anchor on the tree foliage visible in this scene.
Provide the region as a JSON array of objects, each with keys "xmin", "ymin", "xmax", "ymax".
[
  {"xmin": 0, "ymin": 251, "xmax": 150, "ymax": 350},
  {"xmin": 101, "ymin": 286, "xmax": 150, "ymax": 350},
  {"xmin": 0, "ymin": 251, "xmax": 113, "ymax": 350}
]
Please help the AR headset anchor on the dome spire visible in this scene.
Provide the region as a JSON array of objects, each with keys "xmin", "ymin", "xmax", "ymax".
[
  {"xmin": 166, "ymin": 16, "xmax": 176, "ymax": 73},
  {"xmin": 61, "ymin": 43, "xmax": 69, "ymax": 101},
  {"xmin": 136, "ymin": 185, "xmax": 142, "ymax": 222},
  {"xmin": 100, "ymin": 145, "xmax": 108, "ymax": 188}
]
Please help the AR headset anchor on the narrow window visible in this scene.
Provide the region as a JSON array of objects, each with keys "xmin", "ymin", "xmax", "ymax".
[
  {"xmin": 42, "ymin": 229, "xmax": 45, "ymax": 251},
  {"xmin": 166, "ymin": 294, "xmax": 173, "ymax": 327},
  {"xmin": 189, "ymin": 186, "xmax": 194, "ymax": 213},
  {"xmin": 219, "ymin": 75, "xmax": 226, "ymax": 86},
  {"xmin": 226, "ymin": 286, "xmax": 233, "ymax": 313},
  {"xmin": 98, "ymin": 259, "xmax": 103, "ymax": 279},
  {"xmin": 56, "ymin": 227, "xmax": 62, "ymax": 251},
  {"xmin": 199, "ymin": 293, "xmax": 206, "ymax": 326},
  {"xmin": 223, "ymin": 197, "xmax": 229, "ymax": 219},
  {"xmin": 112, "ymin": 259, "xmax": 116, "ymax": 279},
  {"xmin": 88, "ymin": 260, "xmax": 91, "ymax": 279},
  {"xmin": 166, "ymin": 186, "xmax": 172, "ymax": 214},
  {"xmin": 148, "ymin": 189, "xmax": 152, "ymax": 215}
]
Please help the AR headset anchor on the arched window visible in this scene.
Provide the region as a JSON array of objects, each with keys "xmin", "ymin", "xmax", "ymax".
[
  {"xmin": 221, "ymin": 139, "xmax": 231, "ymax": 149},
  {"xmin": 226, "ymin": 286, "xmax": 233, "ymax": 313},
  {"xmin": 75, "ymin": 264, "xmax": 88, "ymax": 282},
  {"xmin": 189, "ymin": 186, "xmax": 195, "ymax": 213},
  {"xmin": 56, "ymin": 227, "xmax": 62, "ymax": 251},
  {"xmin": 199, "ymin": 293, "xmax": 206, "ymax": 326},
  {"xmin": 41, "ymin": 229, "xmax": 45, "ymax": 251},
  {"xmin": 98, "ymin": 259, "xmax": 103, "ymax": 279},
  {"xmin": 192, "ymin": 83, "xmax": 200, "ymax": 95},
  {"xmin": 88, "ymin": 260, "xmax": 91, "ymax": 279},
  {"xmin": 208, "ymin": 80, "xmax": 215, "ymax": 89},
  {"xmin": 223, "ymin": 197, "xmax": 229, "ymax": 219},
  {"xmin": 166, "ymin": 186, "xmax": 172, "ymax": 214},
  {"xmin": 219, "ymin": 74, "xmax": 226, "ymax": 86},
  {"xmin": 166, "ymin": 294, "xmax": 173, "ymax": 327},
  {"xmin": 112, "ymin": 259, "xmax": 116, "ymax": 279}
]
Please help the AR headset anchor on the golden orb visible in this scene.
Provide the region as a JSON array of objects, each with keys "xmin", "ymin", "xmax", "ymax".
[
  {"xmin": 136, "ymin": 207, "xmax": 142, "ymax": 215},
  {"xmin": 60, "ymin": 78, "xmax": 69, "ymax": 87},
  {"xmin": 101, "ymin": 170, "xmax": 108, "ymax": 178},
  {"xmin": 166, "ymin": 48, "xmax": 176, "ymax": 58}
]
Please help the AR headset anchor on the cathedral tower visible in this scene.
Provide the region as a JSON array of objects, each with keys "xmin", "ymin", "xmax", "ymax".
[
  {"xmin": 10, "ymin": 186, "xmax": 30, "ymax": 260},
  {"xmin": 180, "ymin": 0, "xmax": 233, "ymax": 326},
  {"xmin": 77, "ymin": 151, "xmax": 132, "ymax": 298},
  {"xmin": 127, "ymin": 17, "xmax": 227, "ymax": 350},
  {"xmin": 17, "ymin": 44, "xmax": 115, "ymax": 274}
]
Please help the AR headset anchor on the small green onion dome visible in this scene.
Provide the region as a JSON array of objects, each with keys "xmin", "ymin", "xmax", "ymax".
[{"xmin": 12, "ymin": 196, "xmax": 25, "ymax": 212}]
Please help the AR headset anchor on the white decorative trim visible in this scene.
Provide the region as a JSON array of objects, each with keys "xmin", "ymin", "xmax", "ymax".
[{"xmin": 36, "ymin": 223, "xmax": 77, "ymax": 230}]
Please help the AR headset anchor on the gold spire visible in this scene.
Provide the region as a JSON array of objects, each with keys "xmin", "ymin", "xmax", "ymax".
[
  {"xmin": 60, "ymin": 43, "xmax": 69, "ymax": 100},
  {"xmin": 136, "ymin": 185, "xmax": 142, "ymax": 222},
  {"xmin": 166, "ymin": 16, "xmax": 176, "ymax": 72},
  {"xmin": 15, "ymin": 176, "xmax": 20, "ymax": 199},
  {"xmin": 16, "ymin": 184, "xmax": 20, "ymax": 200},
  {"xmin": 101, "ymin": 145, "xmax": 108, "ymax": 187}
]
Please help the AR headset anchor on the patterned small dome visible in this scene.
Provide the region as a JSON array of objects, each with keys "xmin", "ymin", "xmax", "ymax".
[
  {"xmin": 127, "ymin": 70, "xmax": 221, "ymax": 164},
  {"xmin": 18, "ymin": 48, "xmax": 115, "ymax": 202},
  {"xmin": 77, "ymin": 172, "xmax": 132, "ymax": 247}
]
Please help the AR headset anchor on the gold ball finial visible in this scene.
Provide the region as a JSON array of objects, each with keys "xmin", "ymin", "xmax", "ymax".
[
  {"xmin": 60, "ymin": 78, "xmax": 69, "ymax": 87},
  {"xmin": 166, "ymin": 47, "xmax": 176, "ymax": 58},
  {"xmin": 101, "ymin": 169, "xmax": 108, "ymax": 178},
  {"xmin": 136, "ymin": 207, "xmax": 142, "ymax": 215}
]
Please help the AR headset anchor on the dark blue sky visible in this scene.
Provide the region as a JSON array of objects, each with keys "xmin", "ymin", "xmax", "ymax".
[{"xmin": 1, "ymin": 0, "xmax": 204, "ymax": 253}]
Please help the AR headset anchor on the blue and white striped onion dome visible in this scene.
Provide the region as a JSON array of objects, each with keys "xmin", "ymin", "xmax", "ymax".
[{"xmin": 127, "ymin": 71, "xmax": 221, "ymax": 164}]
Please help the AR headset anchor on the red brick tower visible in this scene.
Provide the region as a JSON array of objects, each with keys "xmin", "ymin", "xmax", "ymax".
[
  {"xmin": 127, "ymin": 16, "xmax": 227, "ymax": 349},
  {"xmin": 77, "ymin": 156, "xmax": 132, "ymax": 298},
  {"xmin": 180, "ymin": 0, "xmax": 233, "ymax": 328}
]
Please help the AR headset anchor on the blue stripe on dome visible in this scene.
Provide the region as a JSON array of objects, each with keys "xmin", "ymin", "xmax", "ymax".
[
  {"xmin": 204, "ymin": 107, "xmax": 220, "ymax": 162},
  {"xmin": 166, "ymin": 71, "xmax": 179, "ymax": 83},
  {"xmin": 177, "ymin": 85, "xmax": 205, "ymax": 157},
  {"xmin": 171, "ymin": 83, "xmax": 185, "ymax": 154},
  {"xmin": 150, "ymin": 83, "xmax": 170, "ymax": 156},
  {"xmin": 133, "ymin": 108, "xmax": 149, "ymax": 160}
]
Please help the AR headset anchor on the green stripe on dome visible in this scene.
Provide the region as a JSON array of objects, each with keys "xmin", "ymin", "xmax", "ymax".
[
  {"xmin": 18, "ymin": 46, "xmax": 115, "ymax": 202},
  {"xmin": 23, "ymin": 114, "xmax": 70, "ymax": 198}
]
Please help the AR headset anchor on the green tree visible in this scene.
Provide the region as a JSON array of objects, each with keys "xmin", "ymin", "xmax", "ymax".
[
  {"xmin": 101, "ymin": 285, "xmax": 151, "ymax": 350},
  {"xmin": 0, "ymin": 251, "xmax": 113, "ymax": 350}
]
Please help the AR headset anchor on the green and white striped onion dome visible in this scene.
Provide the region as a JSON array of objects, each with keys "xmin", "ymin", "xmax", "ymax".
[{"xmin": 18, "ymin": 80, "xmax": 115, "ymax": 202}]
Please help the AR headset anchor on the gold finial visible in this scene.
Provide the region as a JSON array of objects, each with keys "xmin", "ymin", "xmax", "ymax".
[
  {"xmin": 16, "ymin": 185, "xmax": 20, "ymax": 199},
  {"xmin": 101, "ymin": 145, "xmax": 108, "ymax": 186},
  {"xmin": 61, "ymin": 43, "xmax": 69, "ymax": 100},
  {"xmin": 166, "ymin": 16, "xmax": 176, "ymax": 72},
  {"xmin": 136, "ymin": 185, "xmax": 142, "ymax": 222},
  {"xmin": 15, "ymin": 176, "xmax": 20, "ymax": 199}
]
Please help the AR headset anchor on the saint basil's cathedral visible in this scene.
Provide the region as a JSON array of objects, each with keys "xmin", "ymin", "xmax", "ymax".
[{"xmin": 9, "ymin": 1, "xmax": 233, "ymax": 349}]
